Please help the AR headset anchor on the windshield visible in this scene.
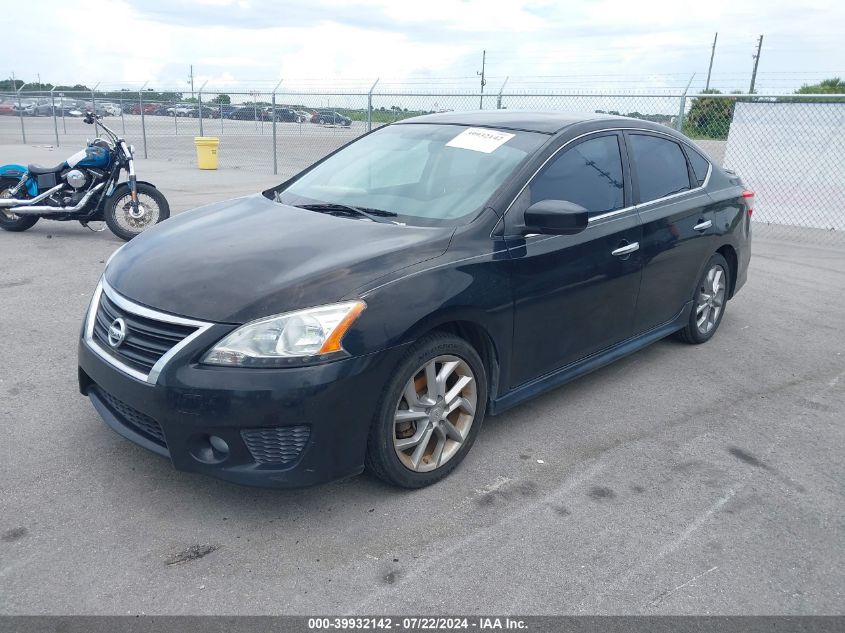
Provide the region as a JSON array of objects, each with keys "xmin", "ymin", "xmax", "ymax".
[{"xmin": 276, "ymin": 123, "xmax": 546, "ymax": 226}]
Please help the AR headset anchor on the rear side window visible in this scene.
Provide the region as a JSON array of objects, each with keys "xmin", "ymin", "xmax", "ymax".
[
  {"xmin": 686, "ymin": 146, "xmax": 711, "ymax": 185},
  {"xmin": 529, "ymin": 135, "xmax": 624, "ymax": 215},
  {"xmin": 628, "ymin": 134, "xmax": 692, "ymax": 203}
]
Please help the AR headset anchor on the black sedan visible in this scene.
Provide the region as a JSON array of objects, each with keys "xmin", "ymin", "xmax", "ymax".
[
  {"xmin": 78, "ymin": 111, "xmax": 752, "ymax": 489},
  {"xmin": 313, "ymin": 110, "xmax": 352, "ymax": 126},
  {"xmin": 228, "ymin": 106, "xmax": 261, "ymax": 120}
]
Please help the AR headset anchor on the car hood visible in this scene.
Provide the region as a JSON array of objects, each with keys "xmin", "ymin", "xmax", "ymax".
[{"xmin": 105, "ymin": 194, "xmax": 454, "ymax": 323}]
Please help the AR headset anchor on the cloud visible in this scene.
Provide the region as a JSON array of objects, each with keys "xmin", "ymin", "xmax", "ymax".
[{"xmin": 5, "ymin": 0, "xmax": 844, "ymax": 93}]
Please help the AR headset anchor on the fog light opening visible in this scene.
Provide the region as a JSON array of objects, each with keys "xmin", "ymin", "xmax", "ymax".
[{"xmin": 189, "ymin": 434, "xmax": 230, "ymax": 464}]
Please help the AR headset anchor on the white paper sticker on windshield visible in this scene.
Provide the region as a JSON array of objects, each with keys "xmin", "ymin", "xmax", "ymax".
[{"xmin": 446, "ymin": 127, "xmax": 515, "ymax": 153}]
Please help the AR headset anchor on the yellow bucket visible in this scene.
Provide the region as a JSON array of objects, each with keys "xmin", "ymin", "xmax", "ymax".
[{"xmin": 194, "ymin": 137, "xmax": 219, "ymax": 170}]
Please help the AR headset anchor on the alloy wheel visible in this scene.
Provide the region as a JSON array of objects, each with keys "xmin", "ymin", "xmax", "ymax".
[
  {"xmin": 696, "ymin": 264, "xmax": 727, "ymax": 335},
  {"xmin": 393, "ymin": 355, "xmax": 478, "ymax": 473}
]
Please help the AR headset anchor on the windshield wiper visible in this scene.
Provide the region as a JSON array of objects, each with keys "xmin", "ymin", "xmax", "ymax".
[{"xmin": 296, "ymin": 202, "xmax": 398, "ymax": 224}]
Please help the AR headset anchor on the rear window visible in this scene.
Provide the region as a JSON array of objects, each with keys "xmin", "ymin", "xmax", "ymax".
[
  {"xmin": 628, "ymin": 134, "xmax": 692, "ymax": 203},
  {"xmin": 686, "ymin": 146, "xmax": 711, "ymax": 185}
]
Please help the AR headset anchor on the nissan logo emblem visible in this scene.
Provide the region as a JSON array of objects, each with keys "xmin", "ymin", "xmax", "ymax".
[{"xmin": 107, "ymin": 317, "xmax": 127, "ymax": 348}]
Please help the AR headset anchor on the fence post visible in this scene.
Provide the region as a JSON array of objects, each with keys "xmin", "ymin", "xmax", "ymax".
[
  {"xmin": 59, "ymin": 91, "xmax": 66, "ymax": 134},
  {"xmin": 220, "ymin": 101, "xmax": 224, "ymax": 134},
  {"xmin": 139, "ymin": 82, "xmax": 148, "ymax": 159},
  {"xmin": 198, "ymin": 80, "xmax": 208, "ymax": 137},
  {"xmin": 50, "ymin": 87, "xmax": 59, "ymax": 147},
  {"xmin": 497, "ymin": 76, "xmax": 509, "ymax": 110},
  {"xmin": 91, "ymin": 82, "xmax": 100, "ymax": 137},
  {"xmin": 16, "ymin": 83, "xmax": 28, "ymax": 144},
  {"xmin": 272, "ymin": 79, "xmax": 283, "ymax": 175},
  {"xmin": 367, "ymin": 78, "xmax": 380, "ymax": 132},
  {"xmin": 676, "ymin": 74, "xmax": 696, "ymax": 132}
]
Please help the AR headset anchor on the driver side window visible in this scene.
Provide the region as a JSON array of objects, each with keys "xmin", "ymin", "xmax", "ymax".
[{"xmin": 528, "ymin": 135, "xmax": 625, "ymax": 216}]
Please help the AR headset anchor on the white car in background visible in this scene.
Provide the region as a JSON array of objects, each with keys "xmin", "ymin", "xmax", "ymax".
[{"xmin": 101, "ymin": 103, "xmax": 122, "ymax": 116}]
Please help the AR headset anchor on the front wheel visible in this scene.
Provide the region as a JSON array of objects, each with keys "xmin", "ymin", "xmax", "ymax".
[
  {"xmin": 365, "ymin": 333, "xmax": 487, "ymax": 488},
  {"xmin": 0, "ymin": 177, "xmax": 39, "ymax": 232},
  {"xmin": 104, "ymin": 183, "xmax": 170, "ymax": 241}
]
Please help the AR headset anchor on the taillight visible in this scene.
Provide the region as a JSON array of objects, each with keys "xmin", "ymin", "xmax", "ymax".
[{"xmin": 742, "ymin": 190, "xmax": 755, "ymax": 217}]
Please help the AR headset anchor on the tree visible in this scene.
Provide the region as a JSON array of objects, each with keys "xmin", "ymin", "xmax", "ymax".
[
  {"xmin": 790, "ymin": 77, "xmax": 845, "ymax": 103},
  {"xmin": 795, "ymin": 77, "xmax": 845, "ymax": 94},
  {"xmin": 209, "ymin": 94, "xmax": 231, "ymax": 104},
  {"xmin": 683, "ymin": 89, "xmax": 736, "ymax": 140}
]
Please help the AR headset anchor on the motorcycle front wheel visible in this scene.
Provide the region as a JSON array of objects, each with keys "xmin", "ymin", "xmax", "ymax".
[
  {"xmin": 104, "ymin": 183, "xmax": 171, "ymax": 241},
  {"xmin": 0, "ymin": 177, "xmax": 39, "ymax": 232}
]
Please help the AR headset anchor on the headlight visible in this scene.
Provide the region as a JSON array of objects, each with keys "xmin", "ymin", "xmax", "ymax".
[{"xmin": 202, "ymin": 301, "xmax": 366, "ymax": 367}]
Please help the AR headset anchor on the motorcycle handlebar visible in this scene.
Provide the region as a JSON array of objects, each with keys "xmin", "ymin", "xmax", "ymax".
[{"xmin": 84, "ymin": 111, "xmax": 120, "ymax": 142}]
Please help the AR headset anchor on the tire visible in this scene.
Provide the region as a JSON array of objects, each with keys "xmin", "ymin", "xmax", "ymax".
[
  {"xmin": 0, "ymin": 177, "xmax": 39, "ymax": 232},
  {"xmin": 104, "ymin": 183, "xmax": 170, "ymax": 241},
  {"xmin": 365, "ymin": 332, "xmax": 487, "ymax": 488},
  {"xmin": 676, "ymin": 253, "xmax": 730, "ymax": 344}
]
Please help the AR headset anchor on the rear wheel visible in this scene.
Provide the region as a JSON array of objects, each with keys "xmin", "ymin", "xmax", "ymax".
[
  {"xmin": 0, "ymin": 177, "xmax": 39, "ymax": 232},
  {"xmin": 104, "ymin": 183, "xmax": 170, "ymax": 241},
  {"xmin": 365, "ymin": 333, "xmax": 487, "ymax": 488},
  {"xmin": 676, "ymin": 253, "xmax": 730, "ymax": 344}
]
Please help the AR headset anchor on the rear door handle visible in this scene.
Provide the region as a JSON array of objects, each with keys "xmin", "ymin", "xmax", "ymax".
[
  {"xmin": 693, "ymin": 219, "xmax": 712, "ymax": 231},
  {"xmin": 611, "ymin": 242, "xmax": 639, "ymax": 257}
]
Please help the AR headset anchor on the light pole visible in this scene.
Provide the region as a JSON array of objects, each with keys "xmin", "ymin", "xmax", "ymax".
[{"xmin": 16, "ymin": 82, "xmax": 29, "ymax": 144}]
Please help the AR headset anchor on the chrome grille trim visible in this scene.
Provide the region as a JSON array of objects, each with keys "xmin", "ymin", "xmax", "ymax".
[{"xmin": 84, "ymin": 278, "xmax": 214, "ymax": 384}]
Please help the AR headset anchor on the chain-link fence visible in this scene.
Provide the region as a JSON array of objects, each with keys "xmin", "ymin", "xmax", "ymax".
[{"xmin": 0, "ymin": 89, "xmax": 842, "ymax": 242}]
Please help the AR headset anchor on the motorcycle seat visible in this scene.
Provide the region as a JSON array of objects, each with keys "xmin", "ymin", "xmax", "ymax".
[{"xmin": 28, "ymin": 163, "xmax": 65, "ymax": 175}]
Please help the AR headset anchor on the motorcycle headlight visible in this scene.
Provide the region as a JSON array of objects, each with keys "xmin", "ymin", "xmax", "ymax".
[{"xmin": 201, "ymin": 301, "xmax": 366, "ymax": 367}]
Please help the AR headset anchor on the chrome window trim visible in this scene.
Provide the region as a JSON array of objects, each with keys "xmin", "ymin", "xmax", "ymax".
[
  {"xmin": 84, "ymin": 278, "xmax": 214, "ymax": 384},
  {"xmin": 499, "ymin": 126, "xmax": 712, "ymax": 235}
]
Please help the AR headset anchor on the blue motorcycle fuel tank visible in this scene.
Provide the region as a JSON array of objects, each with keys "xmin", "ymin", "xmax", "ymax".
[{"xmin": 67, "ymin": 144, "xmax": 112, "ymax": 169}]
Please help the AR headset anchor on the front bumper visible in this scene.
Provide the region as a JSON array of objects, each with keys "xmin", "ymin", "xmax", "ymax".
[{"xmin": 78, "ymin": 334, "xmax": 408, "ymax": 488}]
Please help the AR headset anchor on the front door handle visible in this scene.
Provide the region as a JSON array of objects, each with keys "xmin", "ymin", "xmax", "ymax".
[
  {"xmin": 611, "ymin": 242, "xmax": 640, "ymax": 257},
  {"xmin": 693, "ymin": 219, "xmax": 712, "ymax": 231}
]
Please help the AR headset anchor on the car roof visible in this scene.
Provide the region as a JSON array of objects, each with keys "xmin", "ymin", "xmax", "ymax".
[{"xmin": 396, "ymin": 110, "xmax": 646, "ymax": 134}]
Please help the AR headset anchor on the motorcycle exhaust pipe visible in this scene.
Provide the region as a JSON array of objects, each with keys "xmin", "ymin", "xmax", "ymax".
[
  {"xmin": 0, "ymin": 183, "xmax": 65, "ymax": 207},
  {"xmin": 8, "ymin": 183, "xmax": 105, "ymax": 215}
]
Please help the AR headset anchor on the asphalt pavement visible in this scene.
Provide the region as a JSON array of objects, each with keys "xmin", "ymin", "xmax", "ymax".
[{"xmin": 0, "ymin": 147, "xmax": 843, "ymax": 615}]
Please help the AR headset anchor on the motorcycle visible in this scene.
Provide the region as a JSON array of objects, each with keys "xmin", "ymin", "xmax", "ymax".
[{"xmin": 0, "ymin": 112, "xmax": 170, "ymax": 241}]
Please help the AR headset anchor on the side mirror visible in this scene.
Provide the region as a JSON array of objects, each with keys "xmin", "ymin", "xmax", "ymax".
[
  {"xmin": 83, "ymin": 111, "xmax": 95, "ymax": 124},
  {"xmin": 523, "ymin": 200, "xmax": 589, "ymax": 235}
]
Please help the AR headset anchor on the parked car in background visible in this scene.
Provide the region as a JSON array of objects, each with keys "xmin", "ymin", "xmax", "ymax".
[
  {"xmin": 83, "ymin": 102, "xmax": 108, "ymax": 116},
  {"xmin": 130, "ymin": 103, "xmax": 158, "ymax": 115},
  {"xmin": 166, "ymin": 105, "xmax": 195, "ymax": 117},
  {"xmin": 27, "ymin": 99, "xmax": 54, "ymax": 116},
  {"xmin": 228, "ymin": 106, "xmax": 261, "ymax": 120},
  {"xmin": 0, "ymin": 102, "xmax": 16, "ymax": 116},
  {"xmin": 312, "ymin": 110, "xmax": 352, "ymax": 126},
  {"xmin": 101, "ymin": 103, "xmax": 123, "ymax": 116},
  {"xmin": 185, "ymin": 105, "xmax": 220, "ymax": 118},
  {"xmin": 295, "ymin": 110, "xmax": 313, "ymax": 122},
  {"xmin": 14, "ymin": 100, "xmax": 37, "ymax": 116},
  {"xmin": 210, "ymin": 104, "xmax": 235, "ymax": 117},
  {"xmin": 77, "ymin": 111, "xmax": 752, "ymax": 489},
  {"xmin": 262, "ymin": 107, "xmax": 300, "ymax": 122}
]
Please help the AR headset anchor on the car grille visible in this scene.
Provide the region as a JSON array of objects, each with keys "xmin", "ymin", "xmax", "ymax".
[
  {"xmin": 95, "ymin": 387, "xmax": 167, "ymax": 448},
  {"xmin": 242, "ymin": 426, "xmax": 310, "ymax": 465},
  {"xmin": 92, "ymin": 291, "xmax": 197, "ymax": 375}
]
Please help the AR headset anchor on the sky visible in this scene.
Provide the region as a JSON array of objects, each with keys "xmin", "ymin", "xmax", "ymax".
[{"xmin": 7, "ymin": 0, "xmax": 845, "ymax": 95}]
